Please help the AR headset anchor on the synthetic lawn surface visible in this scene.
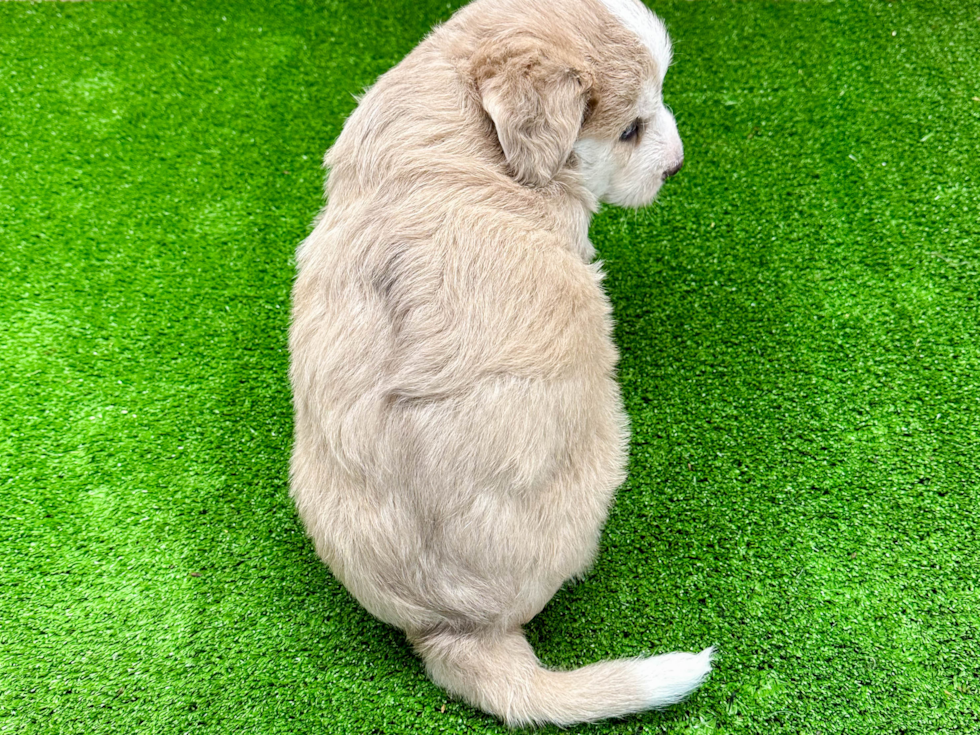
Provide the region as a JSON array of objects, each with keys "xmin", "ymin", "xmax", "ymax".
[{"xmin": 1, "ymin": 0, "xmax": 979, "ymax": 732}]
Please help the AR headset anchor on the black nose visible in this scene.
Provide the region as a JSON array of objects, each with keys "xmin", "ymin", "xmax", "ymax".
[{"xmin": 663, "ymin": 158, "xmax": 684, "ymax": 179}]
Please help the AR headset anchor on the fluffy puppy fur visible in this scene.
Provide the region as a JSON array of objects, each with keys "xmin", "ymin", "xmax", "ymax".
[{"xmin": 290, "ymin": 0, "xmax": 711, "ymax": 726}]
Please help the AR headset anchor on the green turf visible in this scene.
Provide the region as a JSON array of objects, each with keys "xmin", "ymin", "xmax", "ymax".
[{"xmin": 1, "ymin": 0, "xmax": 979, "ymax": 732}]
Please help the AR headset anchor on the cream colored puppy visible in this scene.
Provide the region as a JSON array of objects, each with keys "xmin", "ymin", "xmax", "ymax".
[{"xmin": 290, "ymin": 0, "xmax": 712, "ymax": 726}]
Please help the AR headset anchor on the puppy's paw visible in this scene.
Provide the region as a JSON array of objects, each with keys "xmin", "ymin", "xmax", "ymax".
[{"xmin": 638, "ymin": 646, "xmax": 715, "ymax": 708}]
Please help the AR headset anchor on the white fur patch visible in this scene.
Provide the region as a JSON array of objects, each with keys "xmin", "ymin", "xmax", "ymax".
[
  {"xmin": 573, "ymin": 138, "xmax": 617, "ymax": 201},
  {"xmin": 597, "ymin": 0, "xmax": 673, "ymax": 78},
  {"xmin": 638, "ymin": 647, "xmax": 715, "ymax": 708}
]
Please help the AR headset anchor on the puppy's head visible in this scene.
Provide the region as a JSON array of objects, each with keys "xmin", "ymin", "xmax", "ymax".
[{"xmin": 468, "ymin": 0, "xmax": 683, "ymax": 208}]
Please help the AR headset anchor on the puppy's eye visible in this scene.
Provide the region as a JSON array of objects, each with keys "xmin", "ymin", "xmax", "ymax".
[{"xmin": 619, "ymin": 119, "xmax": 642, "ymax": 143}]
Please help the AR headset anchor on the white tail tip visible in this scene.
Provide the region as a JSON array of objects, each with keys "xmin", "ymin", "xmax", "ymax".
[{"xmin": 639, "ymin": 646, "xmax": 715, "ymax": 708}]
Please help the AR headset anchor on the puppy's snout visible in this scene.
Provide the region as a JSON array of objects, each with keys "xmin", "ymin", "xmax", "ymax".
[
  {"xmin": 658, "ymin": 108, "xmax": 684, "ymax": 182},
  {"xmin": 663, "ymin": 158, "xmax": 684, "ymax": 180}
]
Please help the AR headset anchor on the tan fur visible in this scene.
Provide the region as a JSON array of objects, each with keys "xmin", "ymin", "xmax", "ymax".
[{"xmin": 289, "ymin": 0, "xmax": 709, "ymax": 726}]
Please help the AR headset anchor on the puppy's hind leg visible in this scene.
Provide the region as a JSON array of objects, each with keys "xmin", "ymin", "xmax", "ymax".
[{"xmin": 412, "ymin": 627, "xmax": 713, "ymax": 727}]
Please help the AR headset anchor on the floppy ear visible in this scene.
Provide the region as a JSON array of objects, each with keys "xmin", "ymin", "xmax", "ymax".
[{"xmin": 471, "ymin": 37, "xmax": 593, "ymax": 187}]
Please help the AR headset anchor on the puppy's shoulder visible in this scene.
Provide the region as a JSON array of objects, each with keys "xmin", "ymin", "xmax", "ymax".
[{"xmin": 383, "ymin": 202, "xmax": 614, "ymax": 383}]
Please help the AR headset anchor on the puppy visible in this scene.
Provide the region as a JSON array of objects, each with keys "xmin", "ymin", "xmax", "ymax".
[{"xmin": 289, "ymin": 0, "xmax": 712, "ymax": 725}]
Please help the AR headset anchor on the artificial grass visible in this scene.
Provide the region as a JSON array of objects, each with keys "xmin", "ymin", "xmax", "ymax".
[{"xmin": 1, "ymin": 0, "xmax": 978, "ymax": 732}]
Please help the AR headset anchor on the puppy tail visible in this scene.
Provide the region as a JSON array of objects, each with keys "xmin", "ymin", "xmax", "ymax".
[{"xmin": 412, "ymin": 628, "xmax": 713, "ymax": 727}]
